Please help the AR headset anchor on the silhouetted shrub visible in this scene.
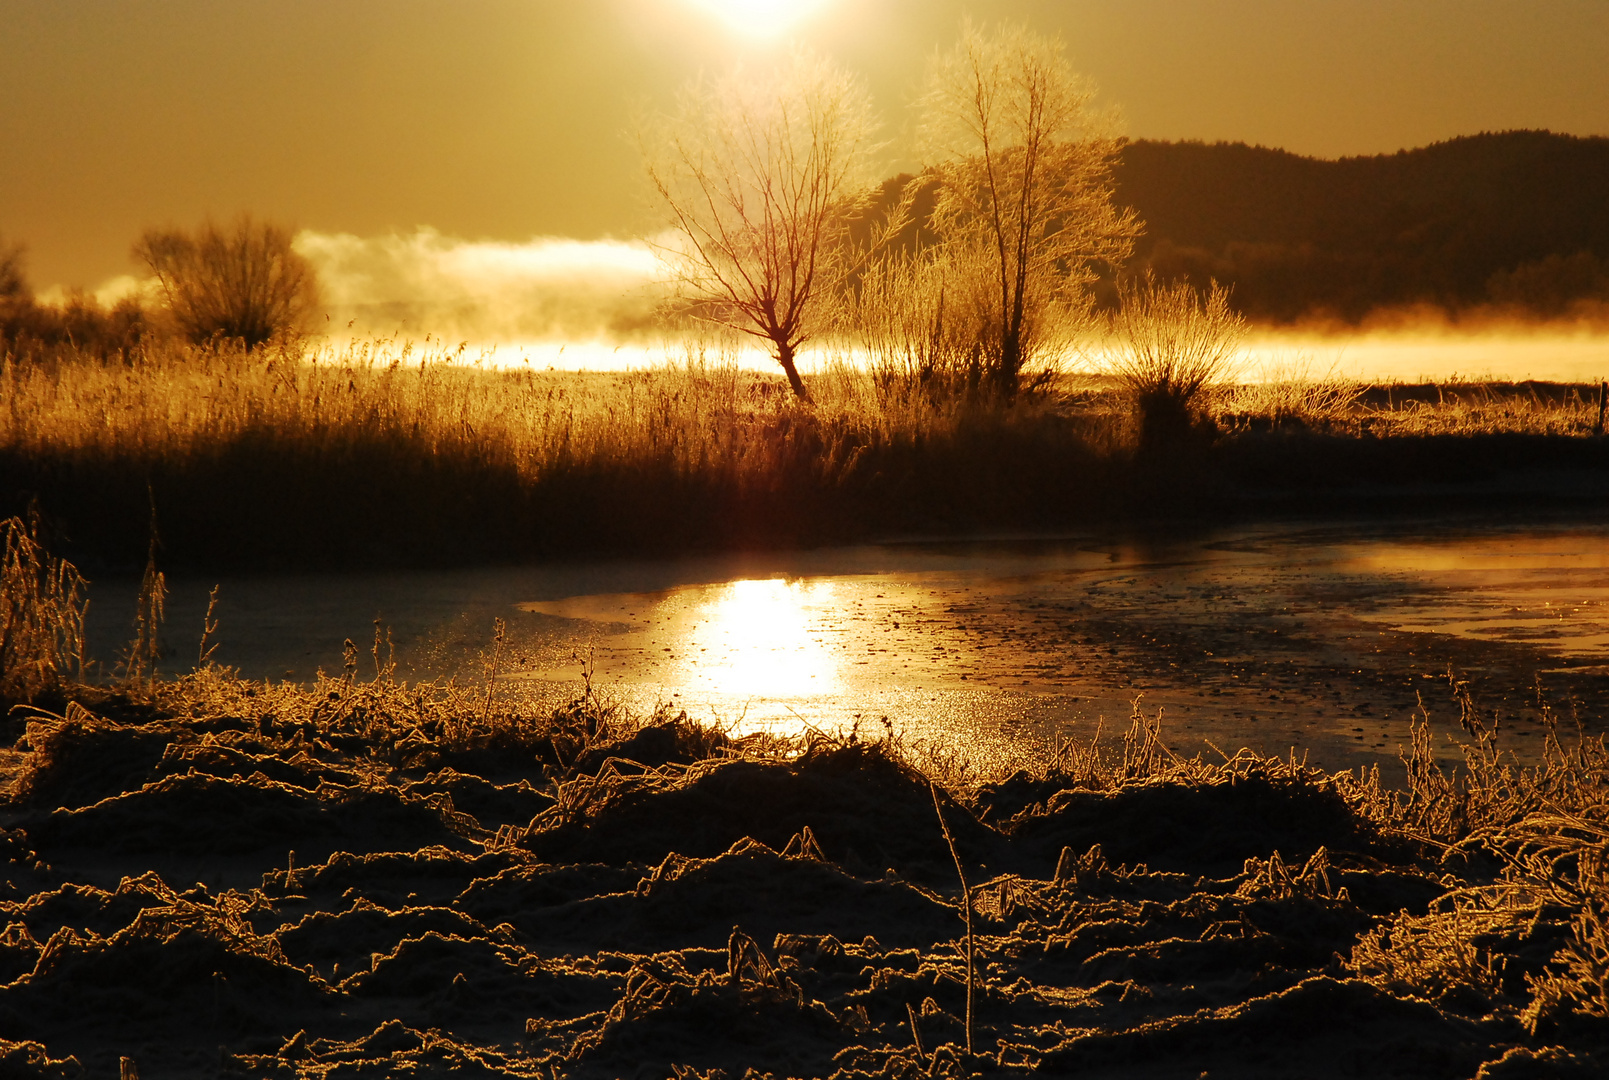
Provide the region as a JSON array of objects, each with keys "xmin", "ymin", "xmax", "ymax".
[
  {"xmin": 134, "ymin": 215, "xmax": 318, "ymax": 348},
  {"xmin": 0, "ymin": 235, "xmax": 152, "ymax": 362},
  {"xmin": 1109, "ymin": 273, "xmax": 1243, "ymax": 449}
]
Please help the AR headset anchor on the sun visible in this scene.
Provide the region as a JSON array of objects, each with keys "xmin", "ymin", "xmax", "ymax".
[{"xmin": 687, "ymin": 0, "xmax": 828, "ymax": 39}]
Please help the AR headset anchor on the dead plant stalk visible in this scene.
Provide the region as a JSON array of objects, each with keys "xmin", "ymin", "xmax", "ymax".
[{"xmin": 930, "ymin": 780, "xmax": 975, "ymax": 1057}]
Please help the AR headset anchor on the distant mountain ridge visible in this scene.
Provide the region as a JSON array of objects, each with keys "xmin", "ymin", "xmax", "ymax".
[{"xmin": 1114, "ymin": 130, "xmax": 1609, "ymax": 321}]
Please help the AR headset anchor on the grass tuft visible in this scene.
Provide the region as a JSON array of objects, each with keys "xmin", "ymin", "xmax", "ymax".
[{"xmin": 0, "ymin": 512, "xmax": 87, "ymax": 705}]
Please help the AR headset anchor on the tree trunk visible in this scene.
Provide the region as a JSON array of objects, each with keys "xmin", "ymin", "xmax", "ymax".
[
  {"xmin": 775, "ymin": 340, "xmax": 810, "ymax": 401},
  {"xmin": 995, "ymin": 326, "xmax": 1023, "ymax": 400}
]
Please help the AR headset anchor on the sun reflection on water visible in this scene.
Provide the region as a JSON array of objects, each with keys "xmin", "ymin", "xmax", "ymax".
[{"xmin": 674, "ymin": 578, "xmax": 842, "ymax": 698}]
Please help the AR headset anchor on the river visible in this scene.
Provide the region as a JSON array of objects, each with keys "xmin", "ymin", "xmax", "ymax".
[{"xmin": 81, "ymin": 513, "xmax": 1609, "ymax": 779}]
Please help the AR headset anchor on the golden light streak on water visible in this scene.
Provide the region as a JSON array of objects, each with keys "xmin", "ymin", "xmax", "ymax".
[
  {"xmin": 87, "ymin": 523, "xmax": 1609, "ymax": 773},
  {"xmin": 671, "ymin": 578, "xmax": 845, "ymax": 698}
]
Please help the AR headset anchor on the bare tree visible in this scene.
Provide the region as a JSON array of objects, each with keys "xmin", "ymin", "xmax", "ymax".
[
  {"xmin": 134, "ymin": 215, "xmax": 318, "ymax": 348},
  {"xmin": 644, "ymin": 51, "xmax": 879, "ymax": 400},
  {"xmin": 919, "ymin": 22, "xmax": 1139, "ymax": 396}
]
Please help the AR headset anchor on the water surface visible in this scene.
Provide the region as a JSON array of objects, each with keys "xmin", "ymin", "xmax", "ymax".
[{"xmin": 84, "ymin": 516, "xmax": 1609, "ymax": 778}]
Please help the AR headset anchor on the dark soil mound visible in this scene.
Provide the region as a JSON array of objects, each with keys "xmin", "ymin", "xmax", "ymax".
[
  {"xmin": 2, "ymin": 689, "xmax": 1602, "ymax": 1078},
  {"xmin": 275, "ymin": 901, "xmax": 502, "ymax": 976},
  {"xmin": 1040, "ymin": 976, "xmax": 1488, "ymax": 1078},
  {"xmin": 26, "ymin": 772, "xmax": 475, "ymax": 861},
  {"xmin": 13, "ymin": 716, "xmax": 184, "ymax": 811},
  {"xmin": 570, "ymin": 717, "xmax": 734, "ymax": 774},
  {"xmin": 259, "ymin": 847, "xmax": 529, "ymax": 909},
  {"xmin": 401, "ymin": 769, "xmax": 552, "ymax": 830},
  {"xmin": 1010, "ymin": 771, "xmax": 1372, "ymax": 876},
  {"xmin": 0, "ymin": 917, "xmax": 336, "ymax": 1071},
  {"xmin": 463, "ymin": 840, "xmax": 956, "ymax": 955},
  {"xmin": 526, "ymin": 742, "xmax": 1011, "ymax": 887}
]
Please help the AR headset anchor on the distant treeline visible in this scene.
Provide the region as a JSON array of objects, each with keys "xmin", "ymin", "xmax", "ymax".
[{"xmin": 1114, "ymin": 130, "xmax": 1609, "ymax": 323}]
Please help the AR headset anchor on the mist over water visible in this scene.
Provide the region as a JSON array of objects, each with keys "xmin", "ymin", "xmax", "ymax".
[
  {"xmin": 293, "ymin": 228, "xmax": 670, "ymax": 349},
  {"xmin": 48, "ymin": 228, "xmax": 1594, "ymax": 382},
  {"xmin": 1237, "ymin": 328, "xmax": 1609, "ymax": 385}
]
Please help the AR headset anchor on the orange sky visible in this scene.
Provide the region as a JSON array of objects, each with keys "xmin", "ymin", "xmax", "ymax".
[{"xmin": 3, "ymin": 0, "xmax": 1607, "ymax": 289}]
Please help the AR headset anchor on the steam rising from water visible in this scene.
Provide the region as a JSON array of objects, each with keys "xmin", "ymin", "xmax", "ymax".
[
  {"xmin": 44, "ymin": 226, "xmax": 1609, "ymax": 380},
  {"xmin": 293, "ymin": 228, "xmax": 671, "ymax": 347},
  {"xmin": 290, "ymin": 226, "xmax": 1608, "ymax": 380},
  {"xmin": 1235, "ymin": 329, "xmax": 1609, "ymax": 385}
]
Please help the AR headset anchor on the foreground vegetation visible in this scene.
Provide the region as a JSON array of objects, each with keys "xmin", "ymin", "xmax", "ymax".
[
  {"xmin": 0, "ymin": 659, "xmax": 1604, "ymax": 1077},
  {"xmin": 2, "ymin": 333, "xmax": 1608, "ymax": 571},
  {"xmin": 2, "ymin": 480, "xmax": 1606, "ymax": 1076}
]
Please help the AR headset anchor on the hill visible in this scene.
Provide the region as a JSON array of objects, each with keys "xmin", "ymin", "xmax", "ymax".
[{"xmin": 1114, "ymin": 130, "xmax": 1609, "ymax": 321}]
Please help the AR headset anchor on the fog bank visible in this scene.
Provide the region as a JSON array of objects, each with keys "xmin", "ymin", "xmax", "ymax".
[{"xmin": 294, "ymin": 228, "xmax": 670, "ymax": 345}]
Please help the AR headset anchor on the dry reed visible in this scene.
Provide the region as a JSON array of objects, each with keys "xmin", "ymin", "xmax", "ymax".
[
  {"xmin": 1109, "ymin": 273, "xmax": 1246, "ymax": 446},
  {"xmin": 929, "ymin": 780, "xmax": 975, "ymax": 1057},
  {"xmin": 3, "ymin": 331, "xmax": 1606, "ymax": 572},
  {"xmin": 0, "ymin": 334, "xmax": 1119, "ymax": 567},
  {"xmin": 1338, "ymin": 676, "xmax": 1609, "ymax": 1030},
  {"xmin": 0, "ymin": 513, "xmax": 87, "ymax": 704}
]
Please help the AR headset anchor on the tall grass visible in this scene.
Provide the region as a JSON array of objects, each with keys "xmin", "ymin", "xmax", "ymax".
[
  {"xmin": 1214, "ymin": 377, "xmax": 1609, "ymax": 437},
  {"xmin": 0, "ymin": 335, "xmax": 1115, "ymax": 568},
  {"xmin": 1, "ymin": 336, "xmax": 800, "ymax": 478},
  {"xmin": 3, "ymin": 329, "xmax": 1606, "ymax": 570},
  {"xmin": 1343, "ymin": 684, "xmax": 1609, "ymax": 1031},
  {"xmin": 1350, "ymin": 381, "xmax": 1609, "ymax": 437},
  {"xmin": 1215, "ymin": 359, "xmax": 1364, "ymax": 430},
  {"xmin": 1108, "ymin": 274, "xmax": 1246, "ymax": 449},
  {"xmin": 836, "ymin": 246, "xmax": 1088, "ymax": 405},
  {"xmin": 0, "ymin": 513, "xmax": 87, "ymax": 704}
]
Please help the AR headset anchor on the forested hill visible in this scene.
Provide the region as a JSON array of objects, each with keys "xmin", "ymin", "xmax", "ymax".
[{"xmin": 1113, "ymin": 130, "xmax": 1609, "ymax": 322}]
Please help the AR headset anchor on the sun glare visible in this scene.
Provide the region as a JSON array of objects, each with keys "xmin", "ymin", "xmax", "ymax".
[
  {"xmin": 686, "ymin": 0, "xmax": 827, "ymax": 39},
  {"xmin": 677, "ymin": 578, "xmax": 841, "ymax": 697}
]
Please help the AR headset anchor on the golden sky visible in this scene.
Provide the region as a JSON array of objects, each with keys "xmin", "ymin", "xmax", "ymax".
[{"xmin": 3, "ymin": 0, "xmax": 1607, "ymax": 289}]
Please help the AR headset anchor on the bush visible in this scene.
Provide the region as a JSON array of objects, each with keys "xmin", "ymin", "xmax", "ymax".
[
  {"xmin": 1109, "ymin": 273, "xmax": 1244, "ymax": 449},
  {"xmin": 134, "ymin": 215, "xmax": 318, "ymax": 348},
  {"xmin": 3, "ymin": 293, "xmax": 151, "ymax": 363},
  {"xmin": 1, "ymin": 233, "xmax": 153, "ymax": 363}
]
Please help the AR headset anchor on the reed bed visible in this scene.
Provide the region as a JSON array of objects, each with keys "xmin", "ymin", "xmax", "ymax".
[
  {"xmin": 0, "ymin": 335, "xmax": 1106, "ymax": 474},
  {"xmin": 0, "ymin": 335, "xmax": 1113, "ymax": 568},
  {"xmin": 1351, "ymin": 381, "xmax": 1609, "ymax": 437},
  {"xmin": 0, "ymin": 514, "xmax": 85, "ymax": 703},
  {"xmin": 1213, "ymin": 372, "xmax": 1608, "ymax": 437},
  {"xmin": 2, "ymin": 334, "xmax": 1607, "ymax": 570}
]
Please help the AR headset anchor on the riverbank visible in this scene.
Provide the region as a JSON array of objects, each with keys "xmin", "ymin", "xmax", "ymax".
[
  {"xmin": 0, "ymin": 671, "xmax": 1605, "ymax": 1077},
  {"xmin": 3, "ymin": 344, "xmax": 1608, "ymax": 573}
]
